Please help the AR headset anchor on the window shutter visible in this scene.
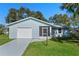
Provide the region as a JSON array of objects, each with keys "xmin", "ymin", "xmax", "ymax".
[
  {"xmin": 48, "ymin": 26, "xmax": 50, "ymax": 36},
  {"xmin": 39, "ymin": 26, "xmax": 42, "ymax": 36}
]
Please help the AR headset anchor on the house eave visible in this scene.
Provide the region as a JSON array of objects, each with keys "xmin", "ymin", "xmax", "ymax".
[{"xmin": 7, "ymin": 17, "xmax": 62, "ymax": 28}]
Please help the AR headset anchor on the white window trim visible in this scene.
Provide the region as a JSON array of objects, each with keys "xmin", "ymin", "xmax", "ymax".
[{"xmin": 42, "ymin": 27, "xmax": 48, "ymax": 36}]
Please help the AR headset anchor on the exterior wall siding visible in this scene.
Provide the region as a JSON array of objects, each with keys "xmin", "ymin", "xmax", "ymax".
[{"xmin": 9, "ymin": 19, "xmax": 52, "ymax": 39}]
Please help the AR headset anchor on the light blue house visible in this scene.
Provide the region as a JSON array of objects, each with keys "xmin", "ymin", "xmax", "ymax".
[{"xmin": 7, "ymin": 17, "xmax": 65, "ymax": 39}]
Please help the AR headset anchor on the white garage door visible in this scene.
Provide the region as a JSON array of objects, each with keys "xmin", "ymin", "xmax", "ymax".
[{"xmin": 17, "ymin": 27, "xmax": 32, "ymax": 38}]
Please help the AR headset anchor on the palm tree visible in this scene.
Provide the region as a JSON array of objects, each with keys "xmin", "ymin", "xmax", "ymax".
[
  {"xmin": 60, "ymin": 3, "xmax": 79, "ymax": 39},
  {"xmin": 60, "ymin": 3, "xmax": 79, "ymax": 28},
  {"xmin": 60, "ymin": 3, "xmax": 79, "ymax": 18}
]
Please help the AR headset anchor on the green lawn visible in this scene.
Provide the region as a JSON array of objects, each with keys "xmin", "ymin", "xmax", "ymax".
[
  {"xmin": 0, "ymin": 34, "xmax": 12, "ymax": 46},
  {"xmin": 23, "ymin": 39, "xmax": 79, "ymax": 56}
]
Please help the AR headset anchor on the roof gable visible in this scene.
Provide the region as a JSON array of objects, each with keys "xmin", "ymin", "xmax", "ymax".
[{"xmin": 7, "ymin": 17, "xmax": 62, "ymax": 28}]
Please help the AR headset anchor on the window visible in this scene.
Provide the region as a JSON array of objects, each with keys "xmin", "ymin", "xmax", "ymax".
[
  {"xmin": 42, "ymin": 28, "xmax": 47, "ymax": 36},
  {"xmin": 58, "ymin": 28, "xmax": 61, "ymax": 33},
  {"xmin": 39, "ymin": 26, "xmax": 50, "ymax": 36}
]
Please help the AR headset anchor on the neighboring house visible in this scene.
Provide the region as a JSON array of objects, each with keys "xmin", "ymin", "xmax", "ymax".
[{"xmin": 7, "ymin": 17, "xmax": 66, "ymax": 39}]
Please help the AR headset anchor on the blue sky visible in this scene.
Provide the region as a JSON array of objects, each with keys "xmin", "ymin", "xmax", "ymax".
[{"xmin": 0, "ymin": 3, "xmax": 67, "ymax": 24}]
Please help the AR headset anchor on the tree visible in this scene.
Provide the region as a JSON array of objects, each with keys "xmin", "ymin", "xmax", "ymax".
[
  {"xmin": 49, "ymin": 14, "xmax": 70, "ymax": 26},
  {"xmin": 31, "ymin": 11, "xmax": 46, "ymax": 21},
  {"xmin": 60, "ymin": 3, "xmax": 79, "ymax": 39},
  {"xmin": 26, "ymin": 8, "xmax": 33, "ymax": 16},
  {"xmin": 60, "ymin": 3, "xmax": 79, "ymax": 17},
  {"xmin": 60, "ymin": 3, "xmax": 79, "ymax": 27},
  {"xmin": 6, "ymin": 8, "xmax": 17, "ymax": 23},
  {"xmin": 18, "ymin": 7, "xmax": 27, "ymax": 19},
  {"xmin": 6, "ymin": 7, "xmax": 46, "ymax": 23},
  {"xmin": 0, "ymin": 24, "xmax": 5, "ymax": 34}
]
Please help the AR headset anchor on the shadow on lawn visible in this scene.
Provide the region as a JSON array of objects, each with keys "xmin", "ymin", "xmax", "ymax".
[
  {"xmin": 50, "ymin": 37, "xmax": 64, "ymax": 43},
  {"xmin": 50, "ymin": 37, "xmax": 79, "ymax": 46},
  {"xmin": 41, "ymin": 41, "xmax": 49, "ymax": 47}
]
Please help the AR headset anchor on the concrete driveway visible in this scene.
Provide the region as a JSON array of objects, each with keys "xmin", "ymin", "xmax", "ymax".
[{"xmin": 0, "ymin": 38, "xmax": 32, "ymax": 56}]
